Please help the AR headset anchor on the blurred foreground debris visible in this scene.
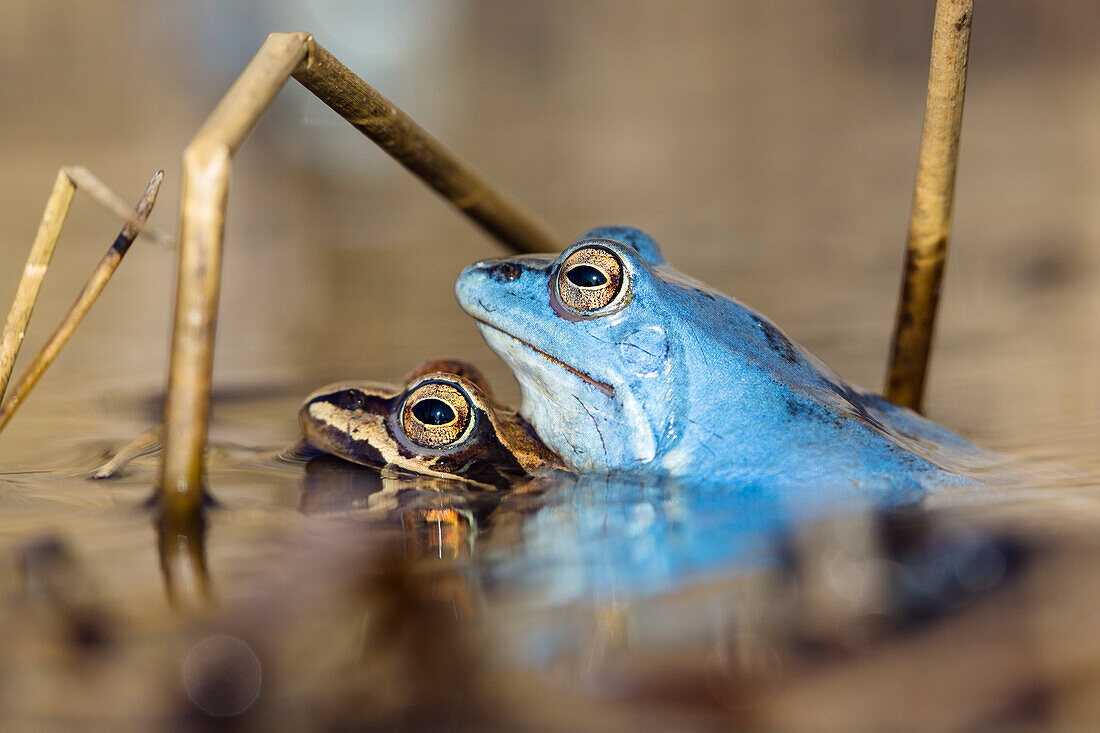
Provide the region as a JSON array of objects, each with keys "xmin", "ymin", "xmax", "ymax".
[{"xmin": 2, "ymin": 498, "xmax": 1098, "ymax": 730}]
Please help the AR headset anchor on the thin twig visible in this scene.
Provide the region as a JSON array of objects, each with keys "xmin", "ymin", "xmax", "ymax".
[
  {"xmin": 0, "ymin": 171, "xmax": 164, "ymax": 434},
  {"xmin": 0, "ymin": 168, "xmax": 174, "ymax": 403},
  {"xmin": 90, "ymin": 425, "xmax": 162, "ymax": 480},
  {"xmin": 885, "ymin": 0, "xmax": 973, "ymax": 412},
  {"xmin": 0, "ymin": 169, "xmax": 75, "ymax": 401},
  {"xmin": 62, "ymin": 167, "xmax": 174, "ymax": 247}
]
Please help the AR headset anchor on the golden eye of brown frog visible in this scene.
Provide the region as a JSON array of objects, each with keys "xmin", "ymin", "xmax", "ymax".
[{"xmin": 400, "ymin": 381, "xmax": 472, "ymax": 449}]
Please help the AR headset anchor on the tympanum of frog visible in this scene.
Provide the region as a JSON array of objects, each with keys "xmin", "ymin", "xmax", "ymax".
[
  {"xmin": 299, "ymin": 360, "xmax": 564, "ymax": 489},
  {"xmin": 455, "ymin": 226, "xmax": 988, "ymax": 491}
]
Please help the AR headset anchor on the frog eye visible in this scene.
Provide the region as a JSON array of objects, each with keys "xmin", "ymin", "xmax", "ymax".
[
  {"xmin": 400, "ymin": 381, "xmax": 473, "ymax": 449},
  {"xmin": 555, "ymin": 246, "xmax": 626, "ymax": 315}
]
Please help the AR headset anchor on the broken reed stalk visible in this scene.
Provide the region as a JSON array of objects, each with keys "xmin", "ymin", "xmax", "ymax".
[
  {"xmin": 885, "ymin": 0, "xmax": 973, "ymax": 412},
  {"xmin": 0, "ymin": 171, "xmax": 164, "ymax": 434},
  {"xmin": 90, "ymin": 425, "xmax": 161, "ymax": 479},
  {"xmin": 160, "ymin": 32, "xmax": 562, "ymax": 519},
  {"xmin": 0, "ymin": 168, "xmax": 173, "ymax": 402}
]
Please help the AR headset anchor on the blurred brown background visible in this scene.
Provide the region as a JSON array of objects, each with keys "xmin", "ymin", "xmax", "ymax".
[{"xmin": 1, "ymin": 0, "xmax": 1098, "ymax": 464}]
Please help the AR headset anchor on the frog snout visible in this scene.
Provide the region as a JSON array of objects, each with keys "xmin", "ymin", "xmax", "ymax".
[
  {"xmin": 455, "ymin": 261, "xmax": 490, "ymax": 313},
  {"xmin": 455, "ymin": 254, "xmax": 557, "ymax": 318},
  {"xmin": 298, "ymin": 401, "xmax": 327, "ymax": 447},
  {"xmin": 456, "ymin": 258, "xmax": 524, "ymax": 310}
]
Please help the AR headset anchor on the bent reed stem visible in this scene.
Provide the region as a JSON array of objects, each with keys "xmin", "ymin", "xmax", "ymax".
[{"xmin": 160, "ymin": 32, "xmax": 562, "ymax": 519}]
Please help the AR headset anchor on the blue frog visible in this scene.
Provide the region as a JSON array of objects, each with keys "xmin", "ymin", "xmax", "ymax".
[{"xmin": 455, "ymin": 226, "xmax": 993, "ymax": 492}]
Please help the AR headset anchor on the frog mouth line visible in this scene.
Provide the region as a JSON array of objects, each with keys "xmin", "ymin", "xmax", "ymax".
[{"xmin": 473, "ymin": 319, "xmax": 616, "ymax": 399}]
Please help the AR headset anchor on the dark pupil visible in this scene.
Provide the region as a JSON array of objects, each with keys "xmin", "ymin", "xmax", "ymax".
[
  {"xmin": 566, "ymin": 264, "xmax": 607, "ymax": 288},
  {"xmin": 336, "ymin": 390, "xmax": 365, "ymax": 410},
  {"xmin": 412, "ymin": 399, "xmax": 455, "ymax": 425}
]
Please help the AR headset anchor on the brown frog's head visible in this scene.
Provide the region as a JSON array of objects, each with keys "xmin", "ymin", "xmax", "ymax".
[{"xmin": 299, "ymin": 360, "xmax": 563, "ymax": 489}]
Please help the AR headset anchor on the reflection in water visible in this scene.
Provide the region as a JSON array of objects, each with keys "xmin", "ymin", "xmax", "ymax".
[
  {"xmin": 285, "ymin": 456, "xmax": 1036, "ymax": 724},
  {"xmin": 0, "ymin": 439, "xmax": 1065, "ymax": 728},
  {"xmin": 12, "ymin": 535, "xmax": 114, "ymax": 652},
  {"xmin": 1, "ymin": 405, "xmax": 1048, "ymax": 729},
  {"xmin": 402, "ymin": 505, "xmax": 475, "ymax": 561},
  {"xmin": 297, "ymin": 455, "xmax": 1022, "ymax": 619},
  {"xmin": 156, "ymin": 502, "xmax": 212, "ymax": 608}
]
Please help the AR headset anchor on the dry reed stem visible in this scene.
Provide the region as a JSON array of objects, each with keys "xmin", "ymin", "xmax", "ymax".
[
  {"xmin": 0, "ymin": 168, "xmax": 173, "ymax": 403},
  {"xmin": 0, "ymin": 171, "xmax": 164, "ymax": 434},
  {"xmin": 0, "ymin": 170, "xmax": 75, "ymax": 401},
  {"xmin": 292, "ymin": 42, "xmax": 561, "ymax": 253},
  {"xmin": 886, "ymin": 0, "xmax": 973, "ymax": 411},
  {"xmin": 90, "ymin": 425, "xmax": 162, "ymax": 479}
]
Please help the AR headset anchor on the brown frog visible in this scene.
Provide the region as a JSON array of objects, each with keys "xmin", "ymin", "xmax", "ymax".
[{"xmin": 299, "ymin": 360, "xmax": 565, "ymax": 489}]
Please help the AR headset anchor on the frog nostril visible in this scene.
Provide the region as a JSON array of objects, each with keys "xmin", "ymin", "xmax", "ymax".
[{"xmin": 489, "ymin": 262, "xmax": 522, "ymax": 282}]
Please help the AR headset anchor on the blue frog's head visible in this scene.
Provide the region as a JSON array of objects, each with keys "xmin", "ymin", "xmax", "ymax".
[{"xmin": 455, "ymin": 227, "xmax": 713, "ymax": 473}]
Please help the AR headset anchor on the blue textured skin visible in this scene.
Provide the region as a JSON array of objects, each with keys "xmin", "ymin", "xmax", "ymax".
[{"xmin": 456, "ymin": 227, "xmax": 989, "ymax": 491}]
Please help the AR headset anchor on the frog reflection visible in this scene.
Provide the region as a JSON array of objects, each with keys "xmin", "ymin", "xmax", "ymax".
[
  {"xmin": 299, "ymin": 360, "xmax": 565, "ymax": 490},
  {"xmin": 298, "ymin": 453, "xmax": 498, "ymax": 615},
  {"xmin": 299, "ymin": 454, "xmax": 481, "ymax": 561},
  {"xmin": 456, "ymin": 226, "xmax": 992, "ymax": 491},
  {"xmin": 299, "ymin": 455, "xmax": 1013, "ymax": 617}
]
